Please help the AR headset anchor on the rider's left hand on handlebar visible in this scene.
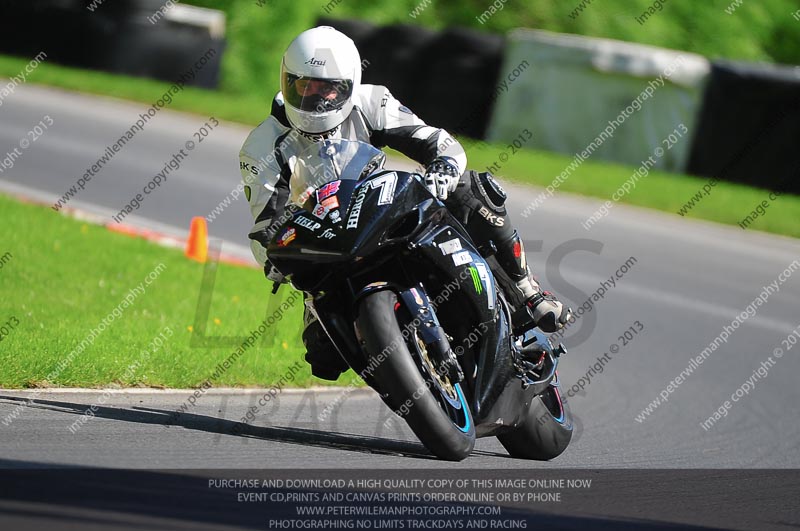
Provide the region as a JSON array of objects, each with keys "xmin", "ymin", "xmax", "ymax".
[{"xmin": 424, "ymin": 157, "xmax": 460, "ymax": 201}]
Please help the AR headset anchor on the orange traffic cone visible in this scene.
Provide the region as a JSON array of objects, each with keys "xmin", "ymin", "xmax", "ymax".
[{"xmin": 185, "ymin": 217, "xmax": 208, "ymax": 263}]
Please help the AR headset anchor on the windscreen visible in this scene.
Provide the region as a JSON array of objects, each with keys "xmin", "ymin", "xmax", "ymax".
[{"xmin": 289, "ymin": 139, "xmax": 386, "ymax": 206}]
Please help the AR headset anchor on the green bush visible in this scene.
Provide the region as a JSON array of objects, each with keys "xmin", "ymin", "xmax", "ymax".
[{"xmin": 186, "ymin": 0, "xmax": 800, "ymax": 101}]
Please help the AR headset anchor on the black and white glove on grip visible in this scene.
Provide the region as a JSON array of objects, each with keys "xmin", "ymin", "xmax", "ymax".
[{"xmin": 424, "ymin": 157, "xmax": 460, "ymax": 201}]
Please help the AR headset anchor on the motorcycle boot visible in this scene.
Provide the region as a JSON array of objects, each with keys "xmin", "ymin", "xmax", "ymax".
[{"xmin": 491, "ymin": 231, "xmax": 570, "ymax": 334}]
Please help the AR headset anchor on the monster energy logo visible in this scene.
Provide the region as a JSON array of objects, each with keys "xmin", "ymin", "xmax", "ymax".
[{"xmin": 469, "ymin": 266, "xmax": 483, "ymax": 294}]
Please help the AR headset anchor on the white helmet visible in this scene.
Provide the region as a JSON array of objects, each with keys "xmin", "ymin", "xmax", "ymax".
[{"xmin": 280, "ymin": 26, "xmax": 362, "ymax": 135}]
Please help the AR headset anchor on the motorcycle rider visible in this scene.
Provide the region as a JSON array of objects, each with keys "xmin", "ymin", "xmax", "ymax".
[{"xmin": 239, "ymin": 26, "xmax": 570, "ymax": 380}]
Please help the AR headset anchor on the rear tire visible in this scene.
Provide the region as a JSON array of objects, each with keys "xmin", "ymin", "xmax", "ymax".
[
  {"xmin": 357, "ymin": 290, "xmax": 475, "ymax": 461},
  {"xmin": 497, "ymin": 378, "xmax": 573, "ymax": 460}
]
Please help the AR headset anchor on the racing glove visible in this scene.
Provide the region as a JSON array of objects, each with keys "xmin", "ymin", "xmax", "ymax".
[
  {"xmin": 527, "ymin": 291, "xmax": 572, "ymax": 333},
  {"xmin": 264, "ymin": 259, "xmax": 285, "ymax": 282},
  {"xmin": 424, "ymin": 157, "xmax": 460, "ymax": 201},
  {"xmin": 264, "ymin": 261, "xmax": 288, "ymax": 294}
]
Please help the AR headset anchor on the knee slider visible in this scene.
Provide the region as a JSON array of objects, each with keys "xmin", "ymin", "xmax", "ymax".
[{"xmin": 477, "ymin": 171, "xmax": 507, "ymax": 212}]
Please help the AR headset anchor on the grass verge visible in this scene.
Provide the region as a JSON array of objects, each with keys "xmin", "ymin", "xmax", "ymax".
[
  {"xmin": 0, "ymin": 55, "xmax": 270, "ymax": 124},
  {"xmin": 0, "ymin": 194, "xmax": 321, "ymax": 389},
  {"xmin": 459, "ymin": 140, "xmax": 800, "ymax": 238}
]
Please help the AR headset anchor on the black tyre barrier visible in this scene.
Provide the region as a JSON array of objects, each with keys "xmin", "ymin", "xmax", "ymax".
[
  {"xmin": 0, "ymin": 0, "xmax": 223, "ymax": 88},
  {"xmin": 319, "ymin": 17, "xmax": 503, "ymax": 139},
  {"xmin": 687, "ymin": 60, "xmax": 800, "ymax": 193}
]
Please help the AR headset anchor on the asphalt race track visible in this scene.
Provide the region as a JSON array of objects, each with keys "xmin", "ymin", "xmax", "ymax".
[{"xmin": 1, "ymin": 84, "xmax": 799, "ymax": 530}]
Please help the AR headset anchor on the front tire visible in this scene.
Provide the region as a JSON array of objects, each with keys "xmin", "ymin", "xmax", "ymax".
[
  {"xmin": 356, "ymin": 290, "xmax": 475, "ymax": 461},
  {"xmin": 497, "ymin": 377, "xmax": 573, "ymax": 460}
]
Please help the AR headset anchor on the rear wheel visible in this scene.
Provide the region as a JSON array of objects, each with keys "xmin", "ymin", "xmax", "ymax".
[
  {"xmin": 356, "ymin": 290, "xmax": 475, "ymax": 461},
  {"xmin": 497, "ymin": 375, "xmax": 573, "ymax": 460}
]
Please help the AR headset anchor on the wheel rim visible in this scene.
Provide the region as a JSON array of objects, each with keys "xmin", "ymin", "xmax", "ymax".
[
  {"xmin": 409, "ymin": 328, "xmax": 471, "ymax": 433},
  {"xmin": 415, "ymin": 334, "xmax": 458, "ymax": 404}
]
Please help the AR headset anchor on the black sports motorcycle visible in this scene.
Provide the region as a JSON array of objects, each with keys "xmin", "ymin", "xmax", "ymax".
[{"xmin": 268, "ymin": 139, "xmax": 572, "ymax": 461}]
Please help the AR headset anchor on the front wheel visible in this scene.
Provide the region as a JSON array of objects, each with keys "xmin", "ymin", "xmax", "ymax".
[
  {"xmin": 356, "ymin": 290, "xmax": 475, "ymax": 461},
  {"xmin": 497, "ymin": 376, "xmax": 573, "ymax": 460}
]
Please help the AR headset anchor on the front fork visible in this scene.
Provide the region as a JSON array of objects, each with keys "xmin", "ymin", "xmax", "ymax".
[{"xmin": 396, "ymin": 283, "xmax": 464, "ymax": 385}]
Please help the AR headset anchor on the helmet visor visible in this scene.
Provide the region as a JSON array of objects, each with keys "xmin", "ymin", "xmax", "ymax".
[{"xmin": 282, "ymin": 73, "xmax": 353, "ymax": 113}]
